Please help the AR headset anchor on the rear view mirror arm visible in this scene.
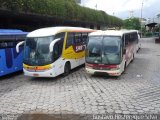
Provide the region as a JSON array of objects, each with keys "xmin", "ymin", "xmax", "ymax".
[
  {"xmin": 49, "ymin": 38, "xmax": 61, "ymax": 52},
  {"xmin": 16, "ymin": 41, "xmax": 24, "ymax": 53}
]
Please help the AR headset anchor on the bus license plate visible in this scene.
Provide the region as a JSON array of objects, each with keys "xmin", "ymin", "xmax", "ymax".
[{"xmin": 33, "ymin": 74, "xmax": 39, "ymax": 77}]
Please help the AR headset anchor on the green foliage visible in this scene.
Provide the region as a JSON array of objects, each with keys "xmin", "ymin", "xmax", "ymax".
[
  {"xmin": 155, "ymin": 25, "xmax": 160, "ymax": 32},
  {"xmin": 141, "ymin": 26, "xmax": 146, "ymax": 33},
  {"xmin": 145, "ymin": 32, "xmax": 153, "ymax": 37},
  {"xmin": 123, "ymin": 18, "xmax": 141, "ymax": 30},
  {"xmin": 0, "ymin": 0, "xmax": 123, "ymax": 27}
]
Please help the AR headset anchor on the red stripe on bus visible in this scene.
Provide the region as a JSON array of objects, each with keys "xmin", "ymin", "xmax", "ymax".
[{"xmin": 86, "ymin": 63, "xmax": 117, "ymax": 68}]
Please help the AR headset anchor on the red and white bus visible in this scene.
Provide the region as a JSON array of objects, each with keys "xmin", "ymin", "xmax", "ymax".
[{"xmin": 85, "ymin": 30, "xmax": 139, "ymax": 76}]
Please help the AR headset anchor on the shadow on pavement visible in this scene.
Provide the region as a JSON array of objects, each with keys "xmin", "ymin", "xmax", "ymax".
[
  {"xmin": 0, "ymin": 71, "xmax": 23, "ymax": 81},
  {"xmin": 17, "ymin": 113, "xmax": 92, "ymax": 120}
]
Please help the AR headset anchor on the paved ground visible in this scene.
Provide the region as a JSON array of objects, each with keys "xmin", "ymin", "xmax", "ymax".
[{"xmin": 0, "ymin": 38, "xmax": 160, "ymax": 120}]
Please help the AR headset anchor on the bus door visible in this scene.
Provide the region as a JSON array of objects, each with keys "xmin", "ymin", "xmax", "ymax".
[
  {"xmin": 64, "ymin": 32, "xmax": 75, "ymax": 59},
  {"xmin": 51, "ymin": 33, "xmax": 65, "ymax": 75},
  {"xmin": 63, "ymin": 33, "xmax": 80, "ymax": 68},
  {"xmin": 64, "ymin": 32, "xmax": 78, "ymax": 68}
]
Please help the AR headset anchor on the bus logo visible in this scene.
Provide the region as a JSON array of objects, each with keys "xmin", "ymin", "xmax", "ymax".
[{"xmin": 73, "ymin": 44, "xmax": 86, "ymax": 53}]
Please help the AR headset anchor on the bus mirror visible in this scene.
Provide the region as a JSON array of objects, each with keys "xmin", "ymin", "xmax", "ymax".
[
  {"xmin": 123, "ymin": 49, "xmax": 126, "ymax": 54},
  {"xmin": 16, "ymin": 41, "xmax": 24, "ymax": 53},
  {"xmin": 49, "ymin": 38, "xmax": 61, "ymax": 52}
]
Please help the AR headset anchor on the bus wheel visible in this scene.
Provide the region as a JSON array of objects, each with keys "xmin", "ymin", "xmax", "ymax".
[
  {"xmin": 64, "ymin": 62, "xmax": 70, "ymax": 76},
  {"xmin": 131, "ymin": 54, "xmax": 134, "ymax": 62},
  {"xmin": 123, "ymin": 62, "xmax": 127, "ymax": 73}
]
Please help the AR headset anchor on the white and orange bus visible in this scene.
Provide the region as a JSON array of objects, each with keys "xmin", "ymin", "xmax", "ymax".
[
  {"xmin": 85, "ymin": 30, "xmax": 139, "ymax": 76},
  {"xmin": 16, "ymin": 27, "xmax": 95, "ymax": 77}
]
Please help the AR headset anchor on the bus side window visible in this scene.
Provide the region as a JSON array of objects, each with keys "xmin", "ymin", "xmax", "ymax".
[
  {"xmin": 0, "ymin": 42, "xmax": 7, "ymax": 48},
  {"xmin": 53, "ymin": 32, "xmax": 65, "ymax": 58},
  {"xmin": 53, "ymin": 39, "xmax": 64, "ymax": 62},
  {"xmin": 74, "ymin": 33, "xmax": 82, "ymax": 45},
  {"xmin": 7, "ymin": 41, "xmax": 15, "ymax": 47},
  {"xmin": 82, "ymin": 33, "xmax": 88, "ymax": 44},
  {"xmin": 55, "ymin": 32, "xmax": 65, "ymax": 40},
  {"xmin": 53, "ymin": 42, "xmax": 59, "ymax": 61},
  {"xmin": 0, "ymin": 41, "xmax": 15, "ymax": 48},
  {"xmin": 130, "ymin": 33, "xmax": 134, "ymax": 43},
  {"xmin": 66, "ymin": 32, "xmax": 74, "ymax": 49},
  {"xmin": 122, "ymin": 35, "xmax": 125, "ymax": 48},
  {"xmin": 59, "ymin": 39, "xmax": 64, "ymax": 55},
  {"xmin": 125, "ymin": 34, "xmax": 129, "ymax": 45},
  {"xmin": 137, "ymin": 34, "xmax": 140, "ymax": 43},
  {"xmin": 129, "ymin": 32, "xmax": 137, "ymax": 43},
  {"xmin": 134, "ymin": 33, "xmax": 139, "ymax": 43}
]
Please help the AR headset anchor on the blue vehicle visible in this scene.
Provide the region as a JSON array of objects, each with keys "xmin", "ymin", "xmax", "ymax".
[{"xmin": 0, "ymin": 29, "xmax": 28, "ymax": 76}]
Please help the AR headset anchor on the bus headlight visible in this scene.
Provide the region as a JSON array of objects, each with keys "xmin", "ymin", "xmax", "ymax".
[
  {"xmin": 23, "ymin": 64, "xmax": 52, "ymax": 71},
  {"xmin": 36, "ymin": 65, "xmax": 52, "ymax": 71},
  {"xmin": 110, "ymin": 65, "xmax": 120, "ymax": 70},
  {"xmin": 85, "ymin": 63, "xmax": 94, "ymax": 69}
]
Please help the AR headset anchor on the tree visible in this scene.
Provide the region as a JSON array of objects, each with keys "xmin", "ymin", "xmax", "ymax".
[
  {"xmin": 0, "ymin": 0, "xmax": 123, "ymax": 27},
  {"xmin": 123, "ymin": 18, "xmax": 141, "ymax": 30}
]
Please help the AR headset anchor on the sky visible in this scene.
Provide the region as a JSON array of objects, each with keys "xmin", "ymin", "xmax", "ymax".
[{"xmin": 81, "ymin": 0, "xmax": 160, "ymax": 20}]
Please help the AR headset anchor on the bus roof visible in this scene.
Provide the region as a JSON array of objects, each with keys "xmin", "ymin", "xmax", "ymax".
[
  {"xmin": 89, "ymin": 30, "xmax": 138, "ymax": 37},
  {"xmin": 0, "ymin": 29, "xmax": 28, "ymax": 36},
  {"xmin": 27, "ymin": 27, "xmax": 94, "ymax": 37}
]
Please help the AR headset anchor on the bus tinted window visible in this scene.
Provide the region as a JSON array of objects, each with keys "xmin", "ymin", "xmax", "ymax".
[
  {"xmin": 74, "ymin": 33, "xmax": 82, "ymax": 44},
  {"xmin": 53, "ymin": 39, "xmax": 64, "ymax": 62},
  {"xmin": 55, "ymin": 32, "xmax": 65, "ymax": 39},
  {"xmin": 66, "ymin": 33, "xmax": 74, "ymax": 48},
  {"xmin": 82, "ymin": 33, "xmax": 88, "ymax": 44},
  {"xmin": 125, "ymin": 34, "xmax": 130, "ymax": 45},
  {"xmin": 0, "ymin": 41, "xmax": 16, "ymax": 48},
  {"xmin": 7, "ymin": 42, "xmax": 15, "ymax": 47},
  {"xmin": 130, "ymin": 33, "xmax": 136, "ymax": 43},
  {"xmin": 125, "ymin": 32, "xmax": 138, "ymax": 45},
  {"xmin": 0, "ymin": 42, "xmax": 7, "ymax": 48},
  {"xmin": 66, "ymin": 32, "xmax": 88, "ymax": 49}
]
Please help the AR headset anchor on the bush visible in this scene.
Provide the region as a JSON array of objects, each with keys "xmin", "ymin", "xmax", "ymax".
[
  {"xmin": 145, "ymin": 32, "xmax": 153, "ymax": 37},
  {"xmin": 0, "ymin": 0, "xmax": 123, "ymax": 27}
]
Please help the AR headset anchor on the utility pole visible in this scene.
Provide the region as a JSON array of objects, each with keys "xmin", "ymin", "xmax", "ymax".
[
  {"xmin": 157, "ymin": 14, "xmax": 160, "ymax": 33},
  {"xmin": 140, "ymin": 0, "xmax": 144, "ymax": 37}
]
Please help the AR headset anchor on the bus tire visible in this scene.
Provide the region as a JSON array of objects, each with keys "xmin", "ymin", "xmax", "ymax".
[
  {"xmin": 131, "ymin": 54, "xmax": 134, "ymax": 62},
  {"xmin": 63, "ymin": 62, "xmax": 70, "ymax": 76},
  {"xmin": 123, "ymin": 62, "xmax": 127, "ymax": 73}
]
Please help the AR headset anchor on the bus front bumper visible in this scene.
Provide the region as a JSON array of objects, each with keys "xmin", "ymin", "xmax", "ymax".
[
  {"xmin": 23, "ymin": 69, "xmax": 55, "ymax": 77},
  {"xmin": 85, "ymin": 67, "xmax": 122, "ymax": 76}
]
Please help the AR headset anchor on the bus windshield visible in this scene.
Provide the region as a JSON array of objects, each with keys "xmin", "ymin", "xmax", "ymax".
[
  {"xmin": 23, "ymin": 36, "xmax": 54, "ymax": 66},
  {"xmin": 86, "ymin": 36, "xmax": 121, "ymax": 64}
]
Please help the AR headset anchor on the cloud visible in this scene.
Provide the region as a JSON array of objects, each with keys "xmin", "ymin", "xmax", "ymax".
[{"xmin": 81, "ymin": 0, "xmax": 159, "ymax": 19}]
